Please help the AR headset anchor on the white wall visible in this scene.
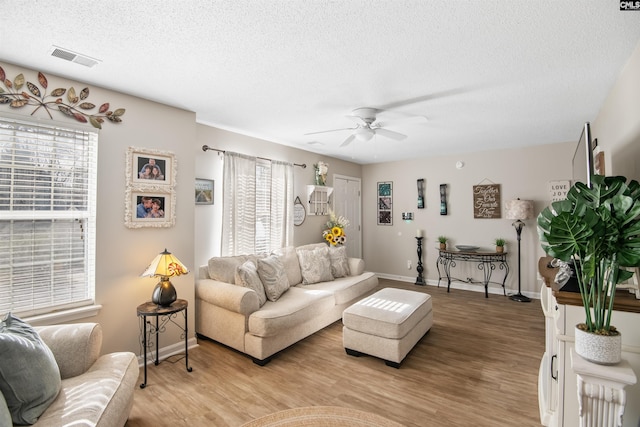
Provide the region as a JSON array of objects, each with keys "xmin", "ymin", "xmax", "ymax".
[
  {"xmin": 0, "ymin": 61, "xmax": 197, "ymax": 355},
  {"xmin": 362, "ymin": 142, "xmax": 575, "ymax": 297},
  {"xmin": 592, "ymin": 40, "xmax": 640, "ymax": 181},
  {"xmin": 194, "ymin": 124, "xmax": 362, "ymax": 269}
]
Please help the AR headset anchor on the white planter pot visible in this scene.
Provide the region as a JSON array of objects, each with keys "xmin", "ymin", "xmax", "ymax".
[{"xmin": 574, "ymin": 325, "xmax": 622, "ymax": 365}]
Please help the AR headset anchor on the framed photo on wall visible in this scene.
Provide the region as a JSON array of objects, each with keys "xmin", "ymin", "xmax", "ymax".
[
  {"xmin": 195, "ymin": 178, "xmax": 214, "ymax": 205},
  {"xmin": 124, "ymin": 190, "xmax": 175, "ymax": 228},
  {"xmin": 127, "ymin": 146, "xmax": 176, "ymax": 187},
  {"xmin": 377, "ymin": 181, "xmax": 393, "ymax": 225}
]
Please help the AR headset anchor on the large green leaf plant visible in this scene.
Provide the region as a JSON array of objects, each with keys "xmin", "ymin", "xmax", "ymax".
[{"xmin": 537, "ymin": 175, "xmax": 640, "ymax": 334}]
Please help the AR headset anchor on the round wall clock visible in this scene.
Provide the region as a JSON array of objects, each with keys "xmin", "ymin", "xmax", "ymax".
[{"xmin": 293, "ymin": 197, "xmax": 306, "ymax": 226}]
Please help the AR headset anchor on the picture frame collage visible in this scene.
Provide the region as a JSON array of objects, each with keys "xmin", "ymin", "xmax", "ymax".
[{"xmin": 124, "ymin": 147, "xmax": 177, "ymax": 228}]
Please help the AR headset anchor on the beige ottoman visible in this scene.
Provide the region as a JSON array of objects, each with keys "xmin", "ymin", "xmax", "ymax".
[{"xmin": 342, "ymin": 287, "xmax": 433, "ymax": 368}]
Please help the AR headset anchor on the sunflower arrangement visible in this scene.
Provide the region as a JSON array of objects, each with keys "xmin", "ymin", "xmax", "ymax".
[{"xmin": 323, "ymin": 209, "xmax": 349, "ymax": 246}]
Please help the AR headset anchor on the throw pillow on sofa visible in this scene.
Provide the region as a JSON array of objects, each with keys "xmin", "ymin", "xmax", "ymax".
[
  {"xmin": 0, "ymin": 313, "xmax": 61, "ymax": 425},
  {"xmin": 0, "ymin": 392, "xmax": 11, "ymax": 427},
  {"xmin": 257, "ymin": 255, "xmax": 290, "ymax": 302},
  {"xmin": 328, "ymin": 245, "xmax": 351, "ymax": 278},
  {"xmin": 235, "ymin": 260, "xmax": 268, "ymax": 306},
  {"xmin": 296, "ymin": 245, "xmax": 334, "ymax": 285}
]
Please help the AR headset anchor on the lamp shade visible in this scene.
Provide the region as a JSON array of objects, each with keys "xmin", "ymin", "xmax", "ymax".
[
  {"xmin": 505, "ymin": 199, "xmax": 534, "ymax": 220},
  {"xmin": 140, "ymin": 249, "xmax": 189, "ymax": 278}
]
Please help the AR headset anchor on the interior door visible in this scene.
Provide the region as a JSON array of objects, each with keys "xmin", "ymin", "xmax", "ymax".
[{"xmin": 333, "ymin": 175, "xmax": 361, "ymax": 258}]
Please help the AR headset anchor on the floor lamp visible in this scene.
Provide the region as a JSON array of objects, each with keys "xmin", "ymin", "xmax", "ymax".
[{"xmin": 506, "ymin": 199, "xmax": 534, "ymax": 303}]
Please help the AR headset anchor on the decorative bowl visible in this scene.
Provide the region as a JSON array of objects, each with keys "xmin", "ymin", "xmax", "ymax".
[{"xmin": 455, "ymin": 245, "xmax": 480, "ymax": 252}]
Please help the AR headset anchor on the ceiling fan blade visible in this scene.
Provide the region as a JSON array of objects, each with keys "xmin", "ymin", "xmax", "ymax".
[
  {"xmin": 340, "ymin": 134, "xmax": 356, "ymax": 147},
  {"xmin": 376, "ymin": 115, "xmax": 428, "ymax": 128},
  {"xmin": 304, "ymin": 127, "xmax": 355, "ymax": 136},
  {"xmin": 374, "ymin": 128, "xmax": 407, "ymax": 141}
]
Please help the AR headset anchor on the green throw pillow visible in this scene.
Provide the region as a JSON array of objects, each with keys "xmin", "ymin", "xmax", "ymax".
[
  {"xmin": 0, "ymin": 313, "xmax": 61, "ymax": 425},
  {"xmin": 0, "ymin": 391, "xmax": 11, "ymax": 427}
]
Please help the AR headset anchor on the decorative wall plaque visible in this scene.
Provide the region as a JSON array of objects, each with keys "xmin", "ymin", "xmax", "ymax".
[
  {"xmin": 548, "ymin": 180, "xmax": 570, "ymax": 202},
  {"xmin": 473, "ymin": 184, "xmax": 501, "ymax": 219}
]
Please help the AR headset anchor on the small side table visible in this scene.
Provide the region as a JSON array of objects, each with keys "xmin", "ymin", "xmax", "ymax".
[{"xmin": 136, "ymin": 299, "xmax": 192, "ymax": 388}]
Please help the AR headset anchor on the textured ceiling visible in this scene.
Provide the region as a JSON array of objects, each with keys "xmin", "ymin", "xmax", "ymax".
[{"xmin": 1, "ymin": 1, "xmax": 639, "ymax": 164}]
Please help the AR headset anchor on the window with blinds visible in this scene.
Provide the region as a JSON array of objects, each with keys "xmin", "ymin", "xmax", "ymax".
[{"xmin": 0, "ymin": 116, "xmax": 97, "ymax": 317}]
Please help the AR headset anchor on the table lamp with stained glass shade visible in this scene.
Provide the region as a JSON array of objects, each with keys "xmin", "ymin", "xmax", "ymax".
[{"xmin": 140, "ymin": 249, "xmax": 189, "ymax": 307}]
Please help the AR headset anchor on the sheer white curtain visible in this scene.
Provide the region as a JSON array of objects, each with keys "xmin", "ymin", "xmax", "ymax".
[
  {"xmin": 222, "ymin": 152, "xmax": 256, "ymax": 256},
  {"xmin": 270, "ymin": 160, "xmax": 294, "ymax": 250},
  {"xmin": 221, "ymin": 152, "xmax": 293, "ymax": 256}
]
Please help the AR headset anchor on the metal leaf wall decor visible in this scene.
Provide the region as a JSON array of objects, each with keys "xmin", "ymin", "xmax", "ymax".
[{"xmin": 0, "ymin": 66, "xmax": 125, "ymax": 129}]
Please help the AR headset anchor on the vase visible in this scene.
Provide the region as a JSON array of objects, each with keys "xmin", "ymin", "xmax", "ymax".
[
  {"xmin": 574, "ymin": 325, "xmax": 622, "ymax": 365},
  {"xmin": 496, "ymin": 246, "xmax": 504, "ymax": 253},
  {"xmin": 315, "ymin": 170, "xmax": 325, "ymax": 186},
  {"xmin": 439, "ymin": 243, "xmax": 446, "ymax": 250}
]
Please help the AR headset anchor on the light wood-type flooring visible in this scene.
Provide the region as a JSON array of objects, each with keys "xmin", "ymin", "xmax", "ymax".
[{"xmin": 126, "ymin": 278, "xmax": 545, "ymax": 427}]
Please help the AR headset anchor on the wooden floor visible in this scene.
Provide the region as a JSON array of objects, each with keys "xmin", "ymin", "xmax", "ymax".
[{"xmin": 126, "ymin": 279, "xmax": 545, "ymax": 427}]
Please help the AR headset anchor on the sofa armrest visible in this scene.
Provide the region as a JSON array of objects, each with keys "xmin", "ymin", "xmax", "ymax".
[
  {"xmin": 196, "ymin": 279, "xmax": 260, "ymax": 315},
  {"xmin": 35, "ymin": 323, "xmax": 102, "ymax": 380},
  {"xmin": 348, "ymin": 258, "xmax": 365, "ymax": 276}
]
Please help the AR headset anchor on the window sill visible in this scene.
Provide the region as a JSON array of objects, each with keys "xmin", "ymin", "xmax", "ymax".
[{"xmin": 24, "ymin": 304, "xmax": 103, "ymax": 326}]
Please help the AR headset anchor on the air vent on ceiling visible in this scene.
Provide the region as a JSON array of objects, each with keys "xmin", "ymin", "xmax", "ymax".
[{"xmin": 50, "ymin": 46, "xmax": 100, "ymax": 68}]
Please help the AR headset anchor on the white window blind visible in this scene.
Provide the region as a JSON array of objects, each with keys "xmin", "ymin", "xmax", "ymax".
[
  {"xmin": 221, "ymin": 152, "xmax": 293, "ymax": 256},
  {"xmin": 0, "ymin": 116, "xmax": 97, "ymax": 317}
]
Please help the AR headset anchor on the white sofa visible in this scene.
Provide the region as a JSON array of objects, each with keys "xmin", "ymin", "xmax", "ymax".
[{"xmin": 196, "ymin": 244, "xmax": 378, "ymax": 365}]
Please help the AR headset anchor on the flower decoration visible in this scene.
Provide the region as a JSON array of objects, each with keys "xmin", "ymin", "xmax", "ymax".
[
  {"xmin": 313, "ymin": 161, "xmax": 329, "ymax": 186},
  {"xmin": 322, "ymin": 209, "xmax": 349, "ymax": 246}
]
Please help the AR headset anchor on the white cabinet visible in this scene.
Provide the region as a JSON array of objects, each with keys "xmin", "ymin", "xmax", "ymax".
[
  {"xmin": 538, "ymin": 282, "xmax": 640, "ymax": 427},
  {"xmin": 307, "ymin": 185, "xmax": 333, "ymax": 216}
]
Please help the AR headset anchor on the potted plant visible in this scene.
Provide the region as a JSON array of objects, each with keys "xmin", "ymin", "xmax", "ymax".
[
  {"xmin": 494, "ymin": 238, "xmax": 506, "ymax": 253},
  {"xmin": 437, "ymin": 236, "xmax": 448, "ymax": 250},
  {"xmin": 537, "ymin": 175, "xmax": 640, "ymax": 364}
]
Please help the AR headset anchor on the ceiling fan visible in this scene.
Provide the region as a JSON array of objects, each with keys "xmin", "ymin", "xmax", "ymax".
[{"xmin": 305, "ymin": 107, "xmax": 425, "ymax": 147}]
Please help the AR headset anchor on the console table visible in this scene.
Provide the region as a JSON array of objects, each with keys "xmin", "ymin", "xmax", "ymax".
[{"xmin": 436, "ymin": 249, "xmax": 509, "ymax": 298}]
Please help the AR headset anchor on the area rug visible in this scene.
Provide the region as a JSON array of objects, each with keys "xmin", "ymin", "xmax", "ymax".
[{"xmin": 240, "ymin": 406, "xmax": 405, "ymax": 427}]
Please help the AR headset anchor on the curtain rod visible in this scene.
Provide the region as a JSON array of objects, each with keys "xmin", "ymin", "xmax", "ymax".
[{"xmin": 202, "ymin": 145, "xmax": 307, "ymax": 168}]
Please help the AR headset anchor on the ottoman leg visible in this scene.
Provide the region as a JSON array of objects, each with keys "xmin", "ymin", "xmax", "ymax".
[{"xmin": 345, "ymin": 348, "xmax": 364, "ymax": 357}]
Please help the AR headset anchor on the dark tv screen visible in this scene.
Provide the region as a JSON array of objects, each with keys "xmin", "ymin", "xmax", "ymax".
[{"xmin": 572, "ymin": 122, "xmax": 594, "ymax": 187}]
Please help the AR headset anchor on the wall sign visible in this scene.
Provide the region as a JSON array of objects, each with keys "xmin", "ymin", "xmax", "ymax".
[
  {"xmin": 473, "ymin": 184, "xmax": 501, "ymax": 219},
  {"xmin": 293, "ymin": 196, "xmax": 306, "ymax": 226},
  {"xmin": 548, "ymin": 180, "xmax": 570, "ymax": 202}
]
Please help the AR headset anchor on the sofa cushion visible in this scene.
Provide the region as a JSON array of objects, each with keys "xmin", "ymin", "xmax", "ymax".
[
  {"xmin": 248, "ymin": 287, "xmax": 335, "ymax": 337},
  {"xmin": 296, "ymin": 272, "xmax": 378, "ymax": 305},
  {"xmin": 272, "ymin": 246, "xmax": 303, "ymax": 286},
  {"xmin": 297, "ymin": 245, "xmax": 334, "ymax": 285},
  {"xmin": 257, "ymin": 255, "xmax": 290, "ymax": 302},
  {"xmin": 208, "ymin": 255, "xmax": 251, "ymax": 284},
  {"xmin": 235, "ymin": 260, "xmax": 267, "ymax": 306},
  {"xmin": 328, "ymin": 245, "xmax": 351, "ymax": 278},
  {"xmin": 0, "ymin": 313, "xmax": 61, "ymax": 425}
]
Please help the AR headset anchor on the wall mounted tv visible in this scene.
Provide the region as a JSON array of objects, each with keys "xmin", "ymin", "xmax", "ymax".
[{"xmin": 572, "ymin": 122, "xmax": 594, "ymax": 187}]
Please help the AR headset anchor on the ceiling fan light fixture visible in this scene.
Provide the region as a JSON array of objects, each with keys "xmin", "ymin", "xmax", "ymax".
[{"xmin": 355, "ymin": 127, "xmax": 374, "ymax": 141}]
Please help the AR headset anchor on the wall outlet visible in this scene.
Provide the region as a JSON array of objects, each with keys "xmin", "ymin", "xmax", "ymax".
[{"xmin": 407, "ymin": 260, "xmax": 412, "ymax": 270}]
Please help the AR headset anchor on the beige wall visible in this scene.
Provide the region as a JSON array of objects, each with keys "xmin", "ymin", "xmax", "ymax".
[
  {"xmin": 0, "ymin": 61, "xmax": 197, "ymax": 355},
  {"xmin": 194, "ymin": 125, "xmax": 362, "ymax": 268},
  {"xmin": 362, "ymin": 142, "xmax": 575, "ymax": 296},
  {"xmin": 592, "ymin": 40, "xmax": 640, "ymax": 181}
]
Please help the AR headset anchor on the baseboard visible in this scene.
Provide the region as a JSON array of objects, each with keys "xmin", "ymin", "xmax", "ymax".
[
  {"xmin": 374, "ymin": 272, "xmax": 540, "ymax": 300},
  {"xmin": 137, "ymin": 337, "xmax": 199, "ymax": 367}
]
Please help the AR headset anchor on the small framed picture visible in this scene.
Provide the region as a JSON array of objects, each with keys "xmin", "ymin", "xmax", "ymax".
[
  {"xmin": 125, "ymin": 190, "xmax": 175, "ymax": 228},
  {"xmin": 127, "ymin": 147, "xmax": 176, "ymax": 187},
  {"xmin": 377, "ymin": 181, "xmax": 393, "ymax": 225},
  {"xmin": 195, "ymin": 178, "xmax": 214, "ymax": 205}
]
